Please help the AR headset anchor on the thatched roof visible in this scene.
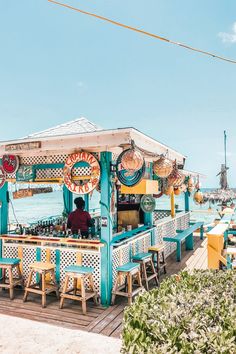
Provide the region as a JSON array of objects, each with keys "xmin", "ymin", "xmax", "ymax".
[{"xmin": 203, "ymin": 189, "xmax": 236, "ymax": 205}]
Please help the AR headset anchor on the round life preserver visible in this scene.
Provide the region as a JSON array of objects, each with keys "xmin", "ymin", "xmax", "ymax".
[
  {"xmin": 63, "ymin": 152, "xmax": 100, "ymax": 195},
  {"xmin": 0, "ymin": 166, "xmax": 6, "ymax": 189}
]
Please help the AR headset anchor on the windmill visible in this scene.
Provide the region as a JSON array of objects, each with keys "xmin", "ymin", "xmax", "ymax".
[
  {"xmin": 203, "ymin": 131, "xmax": 236, "ymax": 208},
  {"xmin": 216, "ymin": 131, "xmax": 229, "ymax": 190}
]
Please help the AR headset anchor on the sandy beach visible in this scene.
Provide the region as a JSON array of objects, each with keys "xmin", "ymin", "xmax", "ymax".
[{"xmin": 0, "ymin": 314, "xmax": 121, "ymax": 354}]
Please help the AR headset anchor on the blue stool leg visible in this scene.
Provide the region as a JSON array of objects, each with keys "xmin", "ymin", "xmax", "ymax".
[
  {"xmin": 176, "ymin": 242, "xmax": 181, "ymax": 262},
  {"xmin": 200, "ymin": 225, "xmax": 204, "ymax": 240}
]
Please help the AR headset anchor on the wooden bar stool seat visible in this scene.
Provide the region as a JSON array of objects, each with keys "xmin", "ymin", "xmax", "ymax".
[
  {"xmin": 148, "ymin": 243, "xmax": 167, "ymax": 278},
  {"xmin": 0, "ymin": 258, "xmax": 24, "ymax": 300},
  {"xmin": 132, "ymin": 252, "xmax": 159, "ymax": 290},
  {"xmin": 59, "ymin": 265, "xmax": 98, "ymax": 315},
  {"xmin": 111, "ymin": 262, "xmax": 144, "ymax": 306},
  {"xmin": 23, "ymin": 262, "xmax": 59, "ymax": 308}
]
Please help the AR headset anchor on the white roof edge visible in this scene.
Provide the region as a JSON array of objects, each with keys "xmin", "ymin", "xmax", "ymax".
[
  {"xmin": 0, "ymin": 126, "xmax": 185, "ymax": 162},
  {"xmin": 0, "ymin": 127, "xmax": 131, "ymax": 145},
  {"xmin": 129, "ymin": 128, "xmax": 186, "ymax": 161}
]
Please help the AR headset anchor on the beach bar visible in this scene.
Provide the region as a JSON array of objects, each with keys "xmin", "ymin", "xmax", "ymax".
[{"xmin": 0, "ymin": 118, "xmax": 195, "ymax": 306}]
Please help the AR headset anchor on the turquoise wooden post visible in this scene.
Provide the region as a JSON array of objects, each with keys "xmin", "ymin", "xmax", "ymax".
[
  {"xmin": 184, "ymin": 191, "xmax": 190, "ymax": 212},
  {"xmin": 0, "ymin": 182, "xmax": 8, "ymax": 236},
  {"xmin": 84, "ymin": 194, "xmax": 89, "ymax": 212},
  {"xmin": 100, "ymin": 151, "xmax": 113, "ymax": 306},
  {"xmin": 63, "ymin": 185, "xmax": 73, "ymax": 215},
  {"xmin": 0, "ymin": 182, "xmax": 8, "ymax": 278},
  {"xmin": 144, "ymin": 162, "xmax": 154, "ymax": 243},
  {"xmin": 144, "ymin": 211, "xmax": 153, "ymax": 226}
]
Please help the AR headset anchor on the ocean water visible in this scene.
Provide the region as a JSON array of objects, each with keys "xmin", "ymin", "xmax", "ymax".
[{"xmin": 8, "ymin": 188, "xmax": 220, "ymax": 226}]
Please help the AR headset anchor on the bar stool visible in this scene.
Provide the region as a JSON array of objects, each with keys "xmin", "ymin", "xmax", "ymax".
[
  {"xmin": 112, "ymin": 262, "xmax": 144, "ymax": 305},
  {"xmin": 59, "ymin": 265, "xmax": 98, "ymax": 315},
  {"xmin": 132, "ymin": 252, "xmax": 158, "ymax": 290},
  {"xmin": 148, "ymin": 243, "xmax": 167, "ymax": 279},
  {"xmin": 23, "ymin": 262, "xmax": 59, "ymax": 308},
  {"xmin": 0, "ymin": 258, "xmax": 24, "ymax": 300}
]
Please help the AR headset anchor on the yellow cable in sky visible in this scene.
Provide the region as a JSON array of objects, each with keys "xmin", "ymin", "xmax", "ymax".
[{"xmin": 48, "ymin": 0, "xmax": 236, "ymax": 64}]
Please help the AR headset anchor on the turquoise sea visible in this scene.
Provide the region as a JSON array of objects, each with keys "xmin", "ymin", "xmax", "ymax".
[{"xmin": 8, "ymin": 187, "xmax": 221, "ymax": 226}]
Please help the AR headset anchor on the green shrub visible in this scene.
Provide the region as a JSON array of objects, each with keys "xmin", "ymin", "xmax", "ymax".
[{"xmin": 122, "ymin": 270, "xmax": 236, "ymax": 353}]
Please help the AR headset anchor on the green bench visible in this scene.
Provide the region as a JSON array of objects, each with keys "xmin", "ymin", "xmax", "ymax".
[{"xmin": 163, "ymin": 222, "xmax": 204, "ymax": 262}]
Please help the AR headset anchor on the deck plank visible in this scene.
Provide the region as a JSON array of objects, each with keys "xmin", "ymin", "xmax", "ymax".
[
  {"xmin": 90, "ymin": 305, "xmax": 125, "ymax": 334},
  {"xmin": 0, "ymin": 236, "xmax": 208, "ymax": 338}
]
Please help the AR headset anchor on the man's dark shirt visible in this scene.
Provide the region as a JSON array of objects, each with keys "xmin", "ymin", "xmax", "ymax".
[{"xmin": 67, "ymin": 209, "xmax": 91, "ymax": 233}]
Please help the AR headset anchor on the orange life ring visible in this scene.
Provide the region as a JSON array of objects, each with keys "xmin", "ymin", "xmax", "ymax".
[{"xmin": 63, "ymin": 152, "xmax": 100, "ymax": 195}]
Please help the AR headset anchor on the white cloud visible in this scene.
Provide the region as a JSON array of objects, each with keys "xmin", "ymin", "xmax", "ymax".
[{"xmin": 218, "ymin": 22, "xmax": 236, "ymax": 43}]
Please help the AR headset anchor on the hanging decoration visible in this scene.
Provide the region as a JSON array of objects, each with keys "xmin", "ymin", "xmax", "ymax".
[
  {"xmin": 194, "ymin": 190, "xmax": 204, "ymax": 204},
  {"xmin": 0, "ymin": 166, "xmax": 6, "ymax": 189},
  {"xmin": 167, "ymin": 161, "xmax": 185, "ymax": 187},
  {"xmin": 64, "ymin": 152, "xmax": 100, "ymax": 195},
  {"xmin": 16, "ymin": 165, "xmax": 35, "ymax": 182},
  {"xmin": 174, "ymin": 187, "xmax": 182, "ymax": 196},
  {"xmin": 116, "ymin": 149, "xmax": 145, "ymax": 187},
  {"xmin": 187, "ymin": 176, "xmax": 195, "ymax": 193},
  {"xmin": 120, "ymin": 147, "xmax": 144, "ymax": 174},
  {"xmin": 2, "ymin": 155, "xmax": 19, "ymax": 174},
  {"xmin": 180, "ymin": 183, "xmax": 187, "ymax": 193},
  {"xmin": 140, "ymin": 195, "xmax": 156, "ymax": 213},
  {"xmin": 13, "ymin": 189, "xmax": 33, "ymax": 199},
  {"xmin": 164, "ymin": 185, "xmax": 174, "ymax": 196},
  {"xmin": 195, "ymin": 176, "xmax": 202, "ymax": 190},
  {"xmin": 153, "ymin": 155, "xmax": 173, "ymax": 178}
]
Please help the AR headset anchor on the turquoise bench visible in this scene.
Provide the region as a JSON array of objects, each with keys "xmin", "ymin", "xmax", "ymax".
[{"xmin": 163, "ymin": 222, "xmax": 204, "ymax": 262}]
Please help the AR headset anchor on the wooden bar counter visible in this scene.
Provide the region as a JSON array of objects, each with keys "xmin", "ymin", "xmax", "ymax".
[{"xmin": 0, "ymin": 234, "xmax": 104, "ymax": 294}]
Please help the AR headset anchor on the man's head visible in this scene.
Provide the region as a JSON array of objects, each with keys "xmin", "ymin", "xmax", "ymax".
[{"xmin": 74, "ymin": 197, "xmax": 85, "ymax": 210}]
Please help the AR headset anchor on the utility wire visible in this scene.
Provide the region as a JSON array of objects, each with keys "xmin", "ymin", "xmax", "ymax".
[{"xmin": 48, "ymin": 0, "xmax": 236, "ymax": 64}]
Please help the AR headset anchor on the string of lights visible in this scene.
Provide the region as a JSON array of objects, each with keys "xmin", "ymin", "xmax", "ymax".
[{"xmin": 48, "ymin": 0, "xmax": 236, "ymax": 64}]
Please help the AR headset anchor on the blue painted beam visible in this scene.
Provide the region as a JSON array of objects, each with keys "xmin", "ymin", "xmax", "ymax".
[{"xmin": 33, "ymin": 162, "xmax": 89, "ymax": 170}]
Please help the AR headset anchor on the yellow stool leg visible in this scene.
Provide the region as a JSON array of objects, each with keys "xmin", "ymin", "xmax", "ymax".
[{"xmin": 80, "ymin": 276, "xmax": 86, "ymax": 315}]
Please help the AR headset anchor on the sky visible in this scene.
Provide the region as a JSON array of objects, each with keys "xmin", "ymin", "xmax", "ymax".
[{"xmin": 0, "ymin": 0, "xmax": 236, "ymax": 187}]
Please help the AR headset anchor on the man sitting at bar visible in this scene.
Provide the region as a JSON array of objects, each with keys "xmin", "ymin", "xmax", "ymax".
[{"xmin": 67, "ymin": 197, "xmax": 92, "ymax": 239}]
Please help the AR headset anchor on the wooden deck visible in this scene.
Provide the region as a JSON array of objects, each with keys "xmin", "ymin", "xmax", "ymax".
[{"xmin": 0, "ymin": 236, "xmax": 207, "ymax": 338}]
